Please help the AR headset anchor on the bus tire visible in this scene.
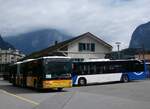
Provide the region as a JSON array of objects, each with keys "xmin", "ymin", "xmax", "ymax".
[
  {"xmin": 78, "ymin": 78, "xmax": 87, "ymax": 86},
  {"xmin": 57, "ymin": 88, "xmax": 63, "ymax": 91},
  {"xmin": 122, "ymin": 74, "xmax": 129, "ymax": 83}
]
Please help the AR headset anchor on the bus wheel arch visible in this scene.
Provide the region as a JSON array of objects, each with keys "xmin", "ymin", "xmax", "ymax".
[{"xmin": 78, "ymin": 77, "xmax": 87, "ymax": 86}]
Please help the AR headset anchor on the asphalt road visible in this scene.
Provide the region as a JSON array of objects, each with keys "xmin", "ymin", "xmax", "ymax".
[{"xmin": 0, "ymin": 79, "xmax": 150, "ymax": 109}]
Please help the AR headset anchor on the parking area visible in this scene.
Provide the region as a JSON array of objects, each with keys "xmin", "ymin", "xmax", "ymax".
[{"xmin": 0, "ymin": 79, "xmax": 150, "ymax": 109}]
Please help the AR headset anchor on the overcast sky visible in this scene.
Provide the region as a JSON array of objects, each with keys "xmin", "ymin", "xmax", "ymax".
[{"xmin": 0, "ymin": 0, "xmax": 150, "ymax": 50}]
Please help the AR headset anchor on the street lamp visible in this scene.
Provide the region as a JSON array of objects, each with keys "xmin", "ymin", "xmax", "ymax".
[{"xmin": 115, "ymin": 42, "xmax": 121, "ymax": 59}]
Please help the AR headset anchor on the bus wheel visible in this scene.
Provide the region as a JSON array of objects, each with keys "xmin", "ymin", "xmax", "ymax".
[
  {"xmin": 78, "ymin": 78, "xmax": 87, "ymax": 86},
  {"xmin": 122, "ymin": 75, "xmax": 129, "ymax": 83},
  {"xmin": 57, "ymin": 88, "xmax": 63, "ymax": 91}
]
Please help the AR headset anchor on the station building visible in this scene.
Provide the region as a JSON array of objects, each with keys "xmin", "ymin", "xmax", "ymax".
[{"xmin": 26, "ymin": 32, "xmax": 112, "ymax": 61}]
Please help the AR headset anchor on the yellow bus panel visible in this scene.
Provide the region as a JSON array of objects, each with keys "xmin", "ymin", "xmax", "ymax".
[
  {"xmin": 26, "ymin": 76, "xmax": 38, "ymax": 87},
  {"xmin": 43, "ymin": 80, "xmax": 72, "ymax": 89}
]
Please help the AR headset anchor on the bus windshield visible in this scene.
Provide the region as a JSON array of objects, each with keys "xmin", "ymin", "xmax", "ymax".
[{"xmin": 44, "ymin": 61, "xmax": 71, "ymax": 78}]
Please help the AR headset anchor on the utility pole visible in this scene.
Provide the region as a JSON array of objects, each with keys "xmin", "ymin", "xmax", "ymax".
[{"xmin": 115, "ymin": 42, "xmax": 121, "ymax": 59}]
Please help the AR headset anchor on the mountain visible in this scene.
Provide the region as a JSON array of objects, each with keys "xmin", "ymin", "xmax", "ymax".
[
  {"xmin": 0, "ymin": 35, "xmax": 14, "ymax": 50},
  {"xmin": 129, "ymin": 22, "xmax": 150, "ymax": 51},
  {"xmin": 4, "ymin": 29, "xmax": 72, "ymax": 54}
]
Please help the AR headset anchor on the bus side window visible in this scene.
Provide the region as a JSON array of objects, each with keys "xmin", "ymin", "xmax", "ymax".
[
  {"xmin": 135, "ymin": 63, "xmax": 144, "ymax": 72},
  {"xmin": 100, "ymin": 66, "xmax": 104, "ymax": 74},
  {"xmin": 78, "ymin": 64, "xmax": 83, "ymax": 75},
  {"xmin": 82, "ymin": 64, "xmax": 85, "ymax": 74},
  {"xmin": 95, "ymin": 64, "xmax": 99, "ymax": 74},
  {"xmin": 103, "ymin": 66, "xmax": 106, "ymax": 73},
  {"xmin": 93, "ymin": 65, "xmax": 96, "ymax": 74},
  {"xmin": 90, "ymin": 65, "xmax": 94, "ymax": 74},
  {"xmin": 83, "ymin": 65, "xmax": 87, "ymax": 75},
  {"xmin": 86, "ymin": 64, "xmax": 90, "ymax": 74},
  {"xmin": 72, "ymin": 64, "xmax": 76, "ymax": 71}
]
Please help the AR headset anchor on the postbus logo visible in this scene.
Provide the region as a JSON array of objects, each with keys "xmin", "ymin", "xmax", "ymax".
[{"xmin": 133, "ymin": 72, "xmax": 144, "ymax": 76}]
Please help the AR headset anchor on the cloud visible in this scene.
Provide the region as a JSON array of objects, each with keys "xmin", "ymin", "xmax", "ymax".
[{"xmin": 0, "ymin": 0, "xmax": 150, "ymax": 50}]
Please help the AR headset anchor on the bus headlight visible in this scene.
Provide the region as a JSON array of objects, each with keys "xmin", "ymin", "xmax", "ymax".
[{"xmin": 46, "ymin": 74, "xmax": 51, "ymax": 79}]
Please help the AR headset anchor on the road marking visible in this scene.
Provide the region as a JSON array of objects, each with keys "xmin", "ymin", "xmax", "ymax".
[{"xmin": 1, "ymin": 90, "xmax": 39, "ymax": 105}]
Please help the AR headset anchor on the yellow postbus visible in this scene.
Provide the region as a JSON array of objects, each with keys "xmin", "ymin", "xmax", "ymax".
[{"xmin": 10, "ymin": 56, "xmax": 72, "ymax": 91}]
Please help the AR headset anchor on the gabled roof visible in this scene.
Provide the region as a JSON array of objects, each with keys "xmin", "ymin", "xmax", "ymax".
[{"xmin": 25, "ymin": 32, "xmax": 112, "ymax": 59}]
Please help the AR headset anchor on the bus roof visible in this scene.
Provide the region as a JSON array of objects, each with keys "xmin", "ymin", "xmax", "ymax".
[
  {"xmin": 83, "ymin": 59, "xmax": 141, "ymax": 63},
  {"xmin": 84, "ymin": 59, "xmax": 110, "ymax": 62},
  {"xmin": 22, "ymin": 59, "xmax": 36, "ymax": 63},
  {"xmin": 14, "ymin": 56, "xmax": 71, "ymax": 65},
  {"xmin": 38, "ymin": 56, "xmax": 71, "ymax": 59},
  {"xmin": 14, "ymin": 59, "xmax": 35, "ymax": 64}
]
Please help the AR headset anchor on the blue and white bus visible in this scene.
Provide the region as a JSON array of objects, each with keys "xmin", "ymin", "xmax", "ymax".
[{"xmin": 72, "ymin": 59, "xmax": 146, "ymax": 86}]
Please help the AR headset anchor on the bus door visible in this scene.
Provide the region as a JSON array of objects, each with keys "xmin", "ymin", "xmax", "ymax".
[{"xmin": 16, "ymin": 64, "xmax": 21, "ymax": 85}]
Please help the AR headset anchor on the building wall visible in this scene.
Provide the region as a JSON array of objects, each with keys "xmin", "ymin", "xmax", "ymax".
[
  {"xmin": 0, "ymin": 49, "xmax": 25, "ymax": 64},
  {"xmin": 135, "ymin": 54, "xmax": 150, "ymax": 60},
  {"xmin": 66, "ymin": 36, "xmax": 111, "ymax": 61}
]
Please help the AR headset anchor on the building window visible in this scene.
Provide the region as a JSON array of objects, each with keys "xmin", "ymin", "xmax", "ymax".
[
  {"xmin": 79, "ymin": 43, "xmax": 95, "ymax": 52},
  {"xmin": 91, "ymin": 43, "xmax": 95, "ymax": 52},
  {"xmin": 87, "ymin": 43, "xmax": 90, "ymax": 50},
  {"xmin": 79, "ymin": 43, "xmax": 84, "ymax": 51},
  {"xmin": 72, "ymin": 58, "xmax": 84, "ymax": 62}
]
